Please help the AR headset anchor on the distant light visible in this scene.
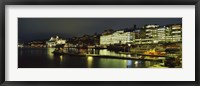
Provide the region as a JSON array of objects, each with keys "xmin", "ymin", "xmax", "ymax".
[
  {"xmin": 134, "ymin": 61, "xmax": 138, "ymax": 65},
  {"xmin": 127, "ymin": 54, "xmax": 131, "ymax": 57}
]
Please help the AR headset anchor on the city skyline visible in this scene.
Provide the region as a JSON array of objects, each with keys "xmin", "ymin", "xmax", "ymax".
[
  {"xmin": 18, "ymin": 18, "xmax": 182, "ymax": 68},
  {"xmin": 18, "ymin": 18, "xmax": 181, "ymax": 41}
]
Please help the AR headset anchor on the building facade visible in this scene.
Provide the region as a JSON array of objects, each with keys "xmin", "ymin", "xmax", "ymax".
[
  {"xmin": 100, "ymin": 30, "xmax": 135, "ymax": 45},
  {"xmin": 171, "ymin": 24, "xmax": 182, "ymax": 42},
  {"xmin": 134, "ymin": 24, "xmax": 182, "ymax": 44}
]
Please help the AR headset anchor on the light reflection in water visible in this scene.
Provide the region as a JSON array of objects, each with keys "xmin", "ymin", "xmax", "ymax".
[
  {"xmin": 123, "ymin": 60, "xmax": 127, "ymax": 67},
  {"xmin": 98, "ymin": 59, "xmax": 127, "ymax": 68},
  {"xmin": 47, "ymin": 48, "xmax": 55, "ymax": 60},
  {"xmin": 19, "ymin": 48, "xmax": 162, "ymax": 68},
  {"xmin": 145, "ymin": 61, "xmax": 151, "ymax": 67},
  {"xmin": 64, "ymin": 48, "xmax": 161, "ymax": 68},
  {"xmin": 87, "ymin": 56, "xmax": 93, "ymax": 68},
  {"xmin": 60, "ymin": 55, "xmax": 63, "ymax": 64},
  {"xmin": 134, "ymin": 61, "xmax": 139, "ymax": 67},
  {"xmin": 127, "ymin": 60, "xmax": 132, "ymax": 68},
  {"xmin": 67, "ymin": 48, "xmax": 128, "ymax": 58}
]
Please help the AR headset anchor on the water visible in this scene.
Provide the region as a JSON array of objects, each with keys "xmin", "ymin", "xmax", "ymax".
[{"xmin": 18, "ymin": 48, "xmax": 161, "ymax": 68}]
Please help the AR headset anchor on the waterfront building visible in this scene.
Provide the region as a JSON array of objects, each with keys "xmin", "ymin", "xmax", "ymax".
[
  {"xmin": 18, "ymin": 43, "xmax": 24, "ymax": 48},
  {"xmin": 145, "ymin": 24, "xmax": 159, "ymax": 43},
  {"xmin": 29, "ymin": 41, "xmax": 46, "ymax": 48},
  {"xmin": 145, "ymin": 25, "xmax": 159, "ymax": 38},
  {"xmin": 100, "ymin": 24, "xmax": 181, "ymax": 45},
  {"xmin": 157, "ymin": 27, "xmax": 166, "ymax": 42},
  {"xmin": 46, "ymin": 36, "xmax": 66, "ymax": 47},
  {"xmin": 134, "ymin": 38, "xmax": 154, "ymax": 44},
  {"xmin": 100, "ymin": 30, "xmax": 135, "ymax": 45},
  {"xmin": 135, "ymin": 24, "xmax": 182, "ymax": 44},
  {"xmin": 158, "ymin": 24, "xmax": 182, "ymax": 43},
  {"xmin": 134, "ymin": 30, "xmax": 142, "ymax": 39},
  {"xmin": 171, "ymin": 24, "xmax": 182, "ymax": 42}
]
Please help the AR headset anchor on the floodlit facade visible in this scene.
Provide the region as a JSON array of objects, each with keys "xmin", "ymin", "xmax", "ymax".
[
  {"xmin": 100, "ymin": 30, "xmax": 135, "ymax": 45},
  {"xmin": 145, "ymin": 24, "xmax": 159, "ymax": 43},
  {"xmin": 157, "ymin": 27, "xmax": 166, "ymax": 42},
  {"xmin": 157, "ymin": 24, "xmax": 182, "ymax": 43},
  {"xmin": 134, "ymin": 24, "xmax": 182, "ymax": 44},
  {"xmin": 46, "ymin": 36, "xmax": 66, "ymax": 47},
  {"xmin": 171, "ymin": 24, "xmax": 182, "ymax": 42},
  {"xmin": 145, "ymin": 24, "xmax": 159, "ymax": 39}
]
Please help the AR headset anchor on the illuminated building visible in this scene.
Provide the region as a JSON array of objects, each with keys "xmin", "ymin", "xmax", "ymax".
[
  {"xmin": 171, "ymin": 24, "xmax": 182, "ymax": 42},
  {"xmin": 164, "ymin": 26, "xmax": 173, "ymax": 42},
  {"xmin": 145, "ymin": 25, "xmax": 159, "ymax": 38},
  {"xmin": 134, "ymin": 38, "xmax": 154, "ymax": 44},
  {"xmin": 100, "ymin": 30, "xmax": 135, "ymax": 45},
  {"xmin": 145, "ymin": 25, "xmax": 159, "ymax": 43},
  {"xmin": 29, "ymin": 41, "xmax": 46, "ymax": 48},
  {"xmin": 18, "ymin": 43, "xmax": 24, "ymax": 48},
  {"xmin": 158, "ymin": 24, "xmax": 182, "ymax": 43},
  {"xmin": 134, "ymin": 30, "xmax": 141, "ymax": 39},
  {"xmin": 135, "ymin": 24, "xmax": 182, "ymax": 44},
  {"xmin": 157, "ymin": 27, "xmax": 166, "ymax": 42},
  {"xmin": 46, "ymin": 36, "xmax": 66, "ymax": 47}
]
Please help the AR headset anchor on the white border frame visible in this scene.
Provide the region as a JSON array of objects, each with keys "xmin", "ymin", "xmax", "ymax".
[{"xmin": 5, "ymin": 5, "xmax": 195, "ymax": 81}]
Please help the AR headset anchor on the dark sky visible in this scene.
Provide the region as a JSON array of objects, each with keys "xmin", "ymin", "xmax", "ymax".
[{"xmin": 18, "ymin": 18, "xmax": 181, "ymax": 41}]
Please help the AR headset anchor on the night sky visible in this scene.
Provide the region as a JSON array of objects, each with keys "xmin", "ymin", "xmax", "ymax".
[{"xmin": 18, "ymin": 18, "xmax": 181, "ymax": 41}]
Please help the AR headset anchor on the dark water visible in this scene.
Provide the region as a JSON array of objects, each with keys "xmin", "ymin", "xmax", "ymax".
[{"xmin": 18, "ymin": 48, "xmax": 160, "ymax": 68}]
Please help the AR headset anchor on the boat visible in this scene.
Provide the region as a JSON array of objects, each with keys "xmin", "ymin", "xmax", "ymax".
[
  {"xmin": 52, "ymin": 51, "xmax": 67, "ymax": 55},
  {"xmin": 142, "ymin": 48, "xmax": 166, "ymax": 57},
  {"xmin": 52, "ymin": 45, "xmax": 67, "ymax": 55}
]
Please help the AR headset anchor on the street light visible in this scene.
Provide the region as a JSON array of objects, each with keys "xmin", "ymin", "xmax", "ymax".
[{"xmin": 128, "ymin": 43, "xmax": 131, "ymax": 47}]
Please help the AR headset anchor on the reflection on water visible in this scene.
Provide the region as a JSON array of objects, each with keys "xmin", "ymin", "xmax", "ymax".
[
  {"xmin": 87, "ymin": 56, "xmax": 93, "ymax": 68},
  {"xmin": 18, "ymin": 48, "xmax": 160, "ymax": 68},
  {"xmin": 98, "ymin": 59, "xmax": 127, "ymax": 68},
  {"xmin": 47, "ymin": 48, "xmax": 55, "ymax": 60},
  {"xmin": 60, "ymin": 55, "xmax": 63, "ymax": 64},
  {"xmin": 145, "ymin": 61, "xmax": 151, "ymax": 67},
  {"xmin": 67, "ymin": 48, "xmax": 130, "ymax": 58}
]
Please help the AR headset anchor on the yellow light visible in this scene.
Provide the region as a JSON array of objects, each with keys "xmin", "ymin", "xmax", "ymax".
[
  {"xmin": 60, "ymin": 55, "xmax": 63, "ymax": 62},
  {"xmin": 127, "ymin": 54, "xmax": 131, "ymax": 57},
  {"xmin": 87, "ymin": 56, "xmax": 93, "ymax": 61},
  {"xmin": 134, "ymin": 61, "xmax": 138, "ymax": 65},
  {"xmin": 87, "ymin": 56, "xmax": 93, "ymax": 68},
  {"xmin": 47, "ymin": 48, "xmax": 54, "ymax": 60}
]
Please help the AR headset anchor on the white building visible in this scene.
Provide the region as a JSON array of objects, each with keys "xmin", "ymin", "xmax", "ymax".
[
  {"xmin": 145, "ymin": 24, "xmax": 159, "ymax": 39},
  {"xmin": 157, "ymin": 25, "xmax": 182, "ymax": 43},
  {"xmin": 157, "ymin": 27, "xmax": 166, "ymax": 42},
  {"xmin": 135, "ymin": 24, "xmax": 182, "ymax": 44},
  {"xmin": 100, "ymin": 30, "xmax": 135, "ymax": 45},
  {"xmin": 171, "ymin": 24, "xmax": 182, "ymax": 42}
]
